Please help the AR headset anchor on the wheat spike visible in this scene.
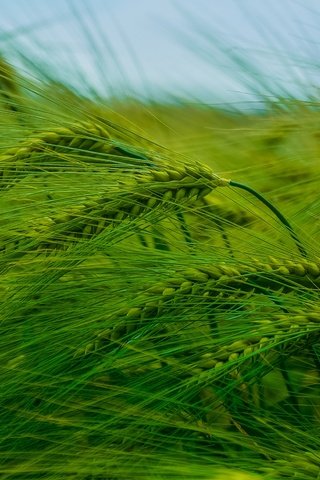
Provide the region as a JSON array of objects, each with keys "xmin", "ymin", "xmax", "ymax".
[
  {"xmin": 75, "ymin": 257, "xmax": 320, "ymax": 360},
  {"xmin": 1, "ymin": 161, "xmax": 227, "ymax": 258},
  {"xmin": 0, "ymin": 121, "xmax": 154, "ymax": 190}
]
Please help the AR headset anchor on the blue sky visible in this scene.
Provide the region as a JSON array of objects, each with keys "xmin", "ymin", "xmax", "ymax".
[{"xmin": 0, "ymin": 0, "xmax": 320, "ymax": 105}]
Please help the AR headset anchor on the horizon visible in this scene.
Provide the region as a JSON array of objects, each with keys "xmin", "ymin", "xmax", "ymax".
[{"xmin": 1, "ymin": 0, "xmax": 320, "ymax": 108}]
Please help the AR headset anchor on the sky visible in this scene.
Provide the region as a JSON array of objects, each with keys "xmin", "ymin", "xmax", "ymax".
[{"xmin": 0, "ymin": 0, "xmax": 320, "ymax": 106}]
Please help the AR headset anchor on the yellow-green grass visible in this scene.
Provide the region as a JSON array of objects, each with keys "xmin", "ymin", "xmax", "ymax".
[{"xmin": 0, "ymin": 59, "xmax": 320, "ymax": 480}]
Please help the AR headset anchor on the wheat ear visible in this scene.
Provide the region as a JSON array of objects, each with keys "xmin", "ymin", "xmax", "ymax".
[
  {"xmin": 75, "ymin": 257, "xmax": 320, "ymax": 358},
  {"xmin": 1, "ymin": 162, "xmax": 227, "ymax": 257},
  {"xmin": 0, "ymin": 122, "xmax": 154, "ymax": 190}
]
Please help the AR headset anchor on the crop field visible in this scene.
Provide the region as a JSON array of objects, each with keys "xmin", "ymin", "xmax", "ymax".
[{"xmin": 0, "ymin": 5, "xmax": 320, "ymax": 479}]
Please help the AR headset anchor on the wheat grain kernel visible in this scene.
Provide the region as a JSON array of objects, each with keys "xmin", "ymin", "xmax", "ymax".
[
  {"xmin": 167, "ymin": 169, "xmax": 183, "ymax": 180},
  {"xmin": 152, "ymin": 170, "xmax": 171, "ymax": 182},
  {"xmin": 243, "ymin": 346, "xmax": 255, "ymax": 356},
  {"xmin": 303, "ymin": 261, "xmax": 320, "ymax": 277},
  {"xmin": 219, "ymin": 265, "xmax": 240, "ymax": 276},
  {"xmin": 183, "ymin": 268, "xmax": 209, "ymax": 283},
  {"xmin": 95, "ymin": 218, "xmax": 106, "ymax": 235},
  {"xmin": 28, "ymin": 138, "xmax": 45, "ymax": 150},
  {"xmin": 229, "ymin": 340, "xmax": 248, "ymax": 352},
  {"xmin": 268, "ymin": 256, "xmax": 279, "ymax": 265},
  {"xmin": 215, "ymin": 361, "xmax": 224, "ymax": 369},
  {"xmin": 0, "ymin": 154, "xmax": 12, "ymax": 164},
  {"xmin": 259, "ymin": 337, "xmax": 269, "ymax": 346},
  {"xmin": 294, "ymin": 263, "xmax": 307, "ymax": 276},
  {"xmin": 200, "ymin": 266, "xmax": 222, "ymax": 280},
  {"xmin": 198, "ymin": 359, "xmax": 217, "ymax": 369},
  {"xmin": 162, "ymin": 287, "xmax": 176, "ymax": 297},
  {"xmin": 147, "ymin": 197, "xmax": 158, "ymax": 208},
  {"xmin": 84, "ymin": 343, "xmax": 95, "ymax": 355},
  {"xmin": 200, "ymin": 353, "xmax": 214, "ymax": 359},
  {"xmin": 277, "ymin": 266, "xmax": 291, "ymax": 275},
  {"xmin": 55, "ymin": 213, "xmax": 74, "ymax": 224},
  {"xmin": 15, "ymin": 147, "xmax": 30, "ymax": 158},
  {"xmin": 188, "ymin": 187, "xmax": 199, "ymax": 199},
  {"xmin": 162, "ymin": 190, "xmax": 173, "ymax": 201},
  {"xmin": 289, "ymin": 324, "xmax": 300, "ymax": 331},
  {"xmin": 40, "ymin": 132, "xmax": 61, "ymax": 143},
  {"xmin": 228, "ymin": 353, "xmax": 239, "ymax": 362},
  {"xmin": 179, "ymin": 175, "xmax": 197, "ymax": 185},
  {"xmin": 285, "ymin": 261, "xmax": 306, "ymax": 276},
  {"xmin": 166, "ymin": 277, "xmax": 185, "ymax": 286},
  {"xmin": 179, "ymin": 281, "xmax": 193, "ymax": 293},
  {"xmin": 175, "ymin": 188, "xmax": 187, "ymax": 201},
  {"xmin": 272, "ymin": 331, "xmax": 285, "ymax": 342},
  {"xmin": 126, "ymin": 308, "xmax": 142, "ymax": 318},
  {"xmin": 307, "ymin": 312, "xmax": 320, "ymax": 323},
  {"xmin": 293, "ymin": 315, "xmax": 308, "ymax": 325},
  {"xmin": 52, "ymin": 127, "xmax": 73, "ymax": 137},
  {"xmin": 68, "ymin": 136, "xmax": 84, "ymax": 148}
]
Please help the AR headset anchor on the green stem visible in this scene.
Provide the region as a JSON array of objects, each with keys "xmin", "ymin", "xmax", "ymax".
[{"xmin": 229, "ymin": 180, "xmax": 307, "ymax": 257}]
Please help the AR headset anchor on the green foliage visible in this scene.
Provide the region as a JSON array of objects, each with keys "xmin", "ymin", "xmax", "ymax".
[{"xmin": 0, "ymin": 54, "xmax": 320, "ymax": 480}]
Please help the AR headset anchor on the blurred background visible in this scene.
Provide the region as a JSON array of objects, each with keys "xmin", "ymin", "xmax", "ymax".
[{"xmin": 0, "ymin": 0, "xmax": 320, "ymax": 108}]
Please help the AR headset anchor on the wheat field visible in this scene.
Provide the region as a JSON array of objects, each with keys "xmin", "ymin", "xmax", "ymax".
[{"xmin": 1, "ymin": 6, "xmax": 320, "ymax": 479}]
